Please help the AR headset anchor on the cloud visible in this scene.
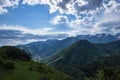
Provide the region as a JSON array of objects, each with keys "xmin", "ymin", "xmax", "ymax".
[
  {"xmin": 0, "ymin": 7, "xmax": 8, "ymax": 14},
  {"xmin": 1, "ymin": 24, "xmax": 94, "ymax": 46},
  {"xmin": 22, "ymin": 0, "xmax": 42, "ymax": 5},
  {"xmin": 0, "ymin": 39, "xmax": 23, "ymax": 46},
  {"xmin": 1, "ymin": 0, "xmax": 120, "ymax": 34},
  {"xmin": 97, "ymin": 20, "xmax": 120, "ymax": 28},
  {"xmin": 57, "ymin": 0, "xmax": 71, "ymax": 10},
  {"xmin": 21, "ymin": 0, "xmax": 104, "ymax": 16},
  {"xmin": 0, "ymin": 24, "xmax": 70, "ymax": 39},
  {"xmin": 73, "ymin": 0, "xmax": 103, "ymax": 15},
  {"xmin": 51, "ymin": 15, "xmax": 69, "ymax": 24},
  {"xmin": 104, "ymin": 0, "xmax": 120, "ymax": 14},
  {"xmin": 67, "ymin": 0, "xmax": 120, "ymax": 35},
  {"xmin": 92, "ymin": 0, "xmax": 120, "ymax": 34},
  {"xmin": 0, "ymin": 0, "xmax": 120, "ymax": 46},
  {"xmin": 70, "ymin": 16, "xmax": 93, "ymax": 28},
  {"xmin": 0, "ymin": 0, "xmax": 19, "ymax": 14},
  {"xmin": 95, "ymin": 19, "xmax": 120, "ymax": 34},
  {"xmin": 0, "ymin": 25, "xmax": 70, "ymax": 46},
  {"xmin": 0, "ymin": 25, "xmax": 53, "ymax": 35}
]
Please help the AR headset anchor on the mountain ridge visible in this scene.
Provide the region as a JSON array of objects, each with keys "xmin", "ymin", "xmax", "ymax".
[{"xmin": 18, "ymin": 33, "xmax": 120, "ymax": 60}]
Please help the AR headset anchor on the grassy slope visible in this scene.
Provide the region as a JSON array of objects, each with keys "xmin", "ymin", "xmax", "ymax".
[
  {"xmin": 0, "ymin": 46, "xmax": 70, "ymax": 80},
  {"xmin": 47, "ymin": 40, "xmax": 107, "ymax": 66},
  {"xmin": 0, "ymin": 61, "xmax": 70, "ymax": 80}
]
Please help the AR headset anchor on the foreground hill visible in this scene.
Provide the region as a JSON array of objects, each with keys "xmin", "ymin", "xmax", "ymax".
[
  {"xmin": 45, "ymin": 40, "xmax": 120, "ymax": 80},
  {"xmin": 18, "ymin": 33, "xmax": 119, "ymax": 60},
  {"xmin": 0, "ymin": 46, "xmax": 71, "ymax": 80}
]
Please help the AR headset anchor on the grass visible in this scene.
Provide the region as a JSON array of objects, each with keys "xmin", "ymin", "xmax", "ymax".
[
  {"xmin": 0, "ymin": 60, "xmax": 70, "ymax": 80},
  {"xmin": 0, "ymin": 46, "xmax": 70, "ymax": 80}
]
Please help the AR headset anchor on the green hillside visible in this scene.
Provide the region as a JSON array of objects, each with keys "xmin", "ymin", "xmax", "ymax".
[
  {"xmin": 46, "ymin": 40, "xmax": 108, "ymax": 66},
  {"xmin": 46, "ymin": 40, "xmax": 120, "ymax": 80},
  {"xmin": 0, "ymin": 46, "xmax": 71, "ymax": 80}
]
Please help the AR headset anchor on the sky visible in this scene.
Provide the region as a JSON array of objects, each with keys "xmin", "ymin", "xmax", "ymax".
[{"xmin": 0, "ymin": 0, "xmax": 120, "ymax": 46}]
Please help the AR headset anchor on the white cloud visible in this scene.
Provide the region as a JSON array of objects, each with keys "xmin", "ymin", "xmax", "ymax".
[
  {"xmin": 0, "ymin": 0, "xmax": 19, "ymax": 14},
  {"xmin": 91, "ymin": 0, "xmax": 120, "ymax": 34},
  {"xmin": 0, "ymin": 0, "xmax": 120, "ymax": 36},
  {"xmin": 104, "ymin": 0, "xmax": 120, "ymax": 14},
  {"xmin": 0, "ymin": 24, "xmax": 69, "ymax": 46},
  {"xmin": 51, "ymin": 15, "xmax": 69, "ymax": 25},
  {"xmin": 70, "ymin": 16, "xmax": 93, "ymax": 28},
  {"xmin": 0, "ymin": 38, "xmax": 47, "ymax": 46},
  {"xmin": 0, "ymin": 6, "xmax": 8, "ymax": 14},
  {"xmin": 21, "ymin": 0, "xmax": 103, "ymax": 16},
  {"xmin": 26, "ymin": 39, "xmax": 46, "ymax": 43},
  {"xmin": 0, "ymin": 39, "xmax": 23, "ymax": 46},
  {"xmin": 67, "ymin": 0, "xmax": 120, "ymax": 35},
  {"xmin": 0, "ymin": 24, "xmax": 53, "ymax": 35},
  {"xmin": 22, "ymin": 0, "xmax": 41, "ymax": 5},
  {"xmin": 0, "ymin": 24, "xmax": 88, "ymax": 39}
]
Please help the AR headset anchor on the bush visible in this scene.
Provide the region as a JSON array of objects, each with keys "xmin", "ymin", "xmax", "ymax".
[
  {"xmin": 40, "ymin": 77, "xmax": 47, "ymax": 80},
  {"xmin": 29, "ymin": 67, "xmax": 33, "ymax": 71},
  {"xmin": 37, "ymin": 66, "xmax": 42, "ymax": 72},
  {"xmin": 40, "ymin": 76, "xmax": 50, "ymax": 80},
  {"xmin": 0, "ymin": 46, "xmax": 31, "ymax": 61},
  {"xmin": 4, "ymin": 61, "xmax": 15, "ymax": 69},
  {"xmin": 0, "ymin": 57, "xmax": 3, "ymax": 65}
]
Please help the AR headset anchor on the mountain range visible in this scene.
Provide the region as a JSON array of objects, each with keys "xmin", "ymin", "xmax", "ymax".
[
  {"xmin": 1, "ymin": 37, "xmax": 120, "ymax": 80},
  {"xmin": 18, "ymin": 33, "xmax": 120, "ymax": 60}
]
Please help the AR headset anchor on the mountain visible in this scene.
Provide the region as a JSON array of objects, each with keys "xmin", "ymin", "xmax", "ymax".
[
  {"xmin": 18, "ymin": 33, "xmax": 120, "ymax": 60},
  {"xmin": 45, "ymin": 40, "xmax": 120, "ymax": 80},
  {"xmin": 46, "ymin": 40, "xmax": 108, "ymax": 66},
  {"xmin": 0, "ymin": 46, "xmax": 71, "ymax": 80}
]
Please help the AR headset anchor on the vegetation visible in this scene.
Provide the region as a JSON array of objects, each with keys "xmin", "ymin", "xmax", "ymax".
[
  {"xmin": 0, "ymin": 46, "xmax": 71, "ymax": 80},
  {"xmin": 46, "ymin": 40, "xmax": 120, "ymax": 80},
  {"xmin": 85, "ymin": 52, "xmax": 120, "ymax": 80},
  {"xmin": 1, "ymin": 40, "xmax": 120, "ymax": 80},
  {"xmin": 0, "ymin": 46, "xmax": 31, "ymax": 61}
]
